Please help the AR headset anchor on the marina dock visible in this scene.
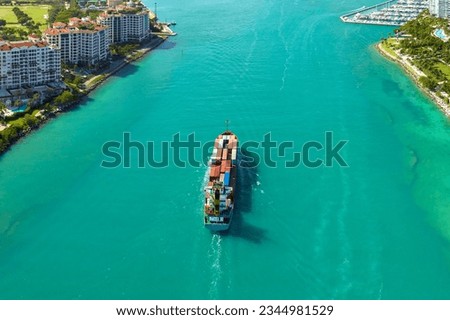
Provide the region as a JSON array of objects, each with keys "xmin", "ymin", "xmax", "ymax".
[{"xmin": 340, "ymin": 0, "xmax": 429, "ymax": 26}]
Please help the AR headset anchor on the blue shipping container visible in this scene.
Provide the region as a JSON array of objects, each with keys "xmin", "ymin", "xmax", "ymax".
[{"xmin": 224, "ymin": 172, "xmax": 230, "ymax": 186}]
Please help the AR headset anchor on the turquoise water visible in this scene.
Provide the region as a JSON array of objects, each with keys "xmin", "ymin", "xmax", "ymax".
[{"xmin": 1, "ymin": 0, "xmax": 450, "ymax": 299}]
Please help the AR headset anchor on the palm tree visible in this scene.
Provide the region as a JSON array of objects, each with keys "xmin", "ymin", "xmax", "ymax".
[
  {"xmin": 27, "ymin": 92, "xmax": 41, "ymax": 109},
  {"xmin": 0, "ymin": 101, "xmax": 7, "ymax": 122},
  {"xmin": 13, "ymin": 99, "xmax": 22, "ymax": 110}
]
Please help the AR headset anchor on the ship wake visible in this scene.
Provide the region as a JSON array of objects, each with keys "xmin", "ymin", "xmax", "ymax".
[{"xmin": 208, "ymin": 234, "xmax": 223, "ymax": 298}]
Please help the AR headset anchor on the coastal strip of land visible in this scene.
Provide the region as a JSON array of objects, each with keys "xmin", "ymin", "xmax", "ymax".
[
  {"xmin": 0, "ymin": 34, "xmax": 169, "ymax": 155},
  {"xmin": 375, "ymin": 11, "xmax": 450, "ymax": 118},
  {"xmin": 0, "ymin": 0, "xmax": 177, "ymax": 156},
  {"xmin": 83, "ymin": 35, "xmax": 167, "ymax": 94},
  {"xmin": 376, "ymin": 40, "xmax": 450, "ymax": 117}
]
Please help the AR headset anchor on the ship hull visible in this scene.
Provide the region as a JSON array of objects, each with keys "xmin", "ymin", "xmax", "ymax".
[
  {"xmin": 204, "ymin": 131, "xmax": 238, "ymax": 232},
  {"xmin": 204, "ymin": 207, "xmax": 234, "ymax": 231},
  {"xmin": 205, "ymin": 220, "xmax": 232, "ymax": 231}
]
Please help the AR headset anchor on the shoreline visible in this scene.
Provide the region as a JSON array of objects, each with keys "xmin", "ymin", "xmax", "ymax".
[
  {"xmin": 376, "ymin": 41, "xmax": 450, "ymax": 118},
  {"xmin": 0, "ymin": 35, "xmax": 168, "ymax": 157},
  {"xmin": 83, "ymin": 35, "xmax": 168, "ymax": 94}
]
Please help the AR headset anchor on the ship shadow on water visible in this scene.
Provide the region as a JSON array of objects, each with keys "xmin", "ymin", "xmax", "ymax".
[{"xmin": 221, "ymin": 151, "xmax": 268, "ymax": 244}]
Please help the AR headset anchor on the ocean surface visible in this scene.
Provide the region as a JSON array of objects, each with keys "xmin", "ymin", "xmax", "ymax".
[{"xmin": 1, "ymin": 0, "xmax": 450, "ymax": 299}]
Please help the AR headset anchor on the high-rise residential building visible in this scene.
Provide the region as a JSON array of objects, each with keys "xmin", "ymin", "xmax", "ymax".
[
  {"xmin": 43, "ymin": 17, "xmax": 109, "ymax": 66},
  {"xmin": 97, "ymin": 3, "xmax": 150, "ymax": 44},
  {"xmin": 430, "ymin": 0, "xmax": 438, "ymax": 15},
  {"xmin": 430, "ymin": 0, "xmax": 450, "ymax": 18},
  {"xmin": 0, "ymin": 39, "xmax": 61, "ymax": 90}
]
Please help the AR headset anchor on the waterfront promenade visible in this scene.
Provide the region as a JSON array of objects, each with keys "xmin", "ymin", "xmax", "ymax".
[
  {"xmin": 83, "ymin": 36, "xmax": 168, "ymax": 92},
  {"xmin": 0, "ymin": 34, "xmax": 169, "ymax": 150}
]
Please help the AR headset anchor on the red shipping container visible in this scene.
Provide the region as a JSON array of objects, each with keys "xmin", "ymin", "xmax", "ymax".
[
  {"xmin": 220, "ymin": 161, "xmax": 226, "ymax": 173},
  {"xmin": 210, "ymin": 165, "xmax": 220, "ymax": 178},
  {"xmin": 220, "ymin": 160, "xmax": 231, "ymax": 173}
]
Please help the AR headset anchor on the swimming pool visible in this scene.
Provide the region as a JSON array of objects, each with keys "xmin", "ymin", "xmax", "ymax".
[
  {"xmin": 434, "ymin": 28, "xmax": 448, "ymax": 40},
  {"xmin": 12, "ymin": 104, "xmax": 28, "ymax": 113}
]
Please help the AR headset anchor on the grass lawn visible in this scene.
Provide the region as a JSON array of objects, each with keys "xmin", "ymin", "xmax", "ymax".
[
  {"xmin": 0, "ymin": 6, "xmax": 20, "ymax": 24},
  {"xmin": 380, "ymin": 39, "xmax": 398, "ymax": 58},
  {"xmin": 436, "ymin": 62, "xmax": 450, "ymax": 79},
  {"xmin": 0, "ymin": 5, "xmax": 49, "ymax": 30},
  {"xmin": 6, "ymin": 109, "xmax": 40, "ymax": 127}
]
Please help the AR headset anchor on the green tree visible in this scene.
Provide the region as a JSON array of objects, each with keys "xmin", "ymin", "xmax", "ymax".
[
  {"xmin": 0, "ymin": 101, "xmax": 7, "ymax": 121},
  {"xmin": 13, "ymin": 99, "xmax": 22, "ymax": 108},
  {"xmin": 2, "ymin": 123, "xmax": 22, "ymax": 144},
  {"xmin": 48, "ymin": 4, "xmax": 64, "ymax": 24},
  {"xmin": 27, "ymin": 93, "xmax": 41, "ymax": 109},
  {"xmin": 54, "ymin": 91, "xmax": 75, "ymax": 106},
  {"xmin": 23, "ymin": 114, "xmax": 38, "ymax": 128},
  {"xmin": 419, "ymin": 76, "xmax": 437, "ymax": 91},
  {"xmin": 42, "ymin": 102, "xmax": 55, "ymax": 114},
  {"xmin": 55, "ymin": 8, "xmax": 82, "ymax": 23},
  {"xmin": 70, "ymin": 0, "xmax": 78, "ymax": 9}
]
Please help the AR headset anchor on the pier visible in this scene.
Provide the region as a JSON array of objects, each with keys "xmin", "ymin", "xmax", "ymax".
[
  {"xmin": 340, "ymin": 0, "xmax": 429, "ymax": 26},
  {"xmin": 152, "ymin": 23, "xmax": 177, "ymax": 36}
]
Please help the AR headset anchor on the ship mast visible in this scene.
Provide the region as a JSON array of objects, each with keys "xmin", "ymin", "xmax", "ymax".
[{"xmin": 225, "ymin": 119, "xmax": 229, "ymax": 132}]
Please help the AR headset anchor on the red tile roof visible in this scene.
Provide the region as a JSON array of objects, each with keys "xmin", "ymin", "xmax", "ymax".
[
  {"xmin": 53, "ymin": 22, "xmax": 67, "ymax": 28},
  {"xmin": 0, "ymin": 40, "xmax": 49, "ymax": 51},
  {"xmin": 45, "ymin": 19, "xmax": 107, "ymax": 36}
]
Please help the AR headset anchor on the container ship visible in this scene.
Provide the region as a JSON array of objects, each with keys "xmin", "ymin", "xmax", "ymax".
[{"xmin": 204, "ymin": 131, "xmax": 238, "ymax": 231}]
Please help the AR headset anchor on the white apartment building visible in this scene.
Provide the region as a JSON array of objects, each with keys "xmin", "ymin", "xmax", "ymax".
[
  {"xmin": 430, "ymin": 0, "xmax": 450, "ymax": 18},
  {"xmin": 97, "ymin": 5, "xmax": 150, "ymax": 44},
  {"xmin": 44, "ymin": 18, "xmax": 109, "ymax": 66},
  {"xmin": 0, "ymin": 39, "xmax": 61, "ymax": 90}
]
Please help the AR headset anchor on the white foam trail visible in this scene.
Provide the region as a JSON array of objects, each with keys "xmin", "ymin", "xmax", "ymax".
[
  {"xmin": 199, "ymin": 162, "xmax": 210, "ymax": 192},
  {"xmin": 196, "ymin": 163, "xmax": 210, "ymax": 217},
  {"xmin": 312, "ymin": 173, "xmax": 331, "ymax": 260},
  {"xmin": 330, "ymin": 85, "xmax": 353, "ymax": 298},
  {"xmin": 208, "ymin": 234, "xmax": 223, "ymax": 298},
  {"xmin": 278, "ymin": 7, "xmax": 323, "ymax": 92},
  {"xmin": 378, "ymin": 282, "xmax": 384, "ymax": 299},
  {"xmin": 278, "ymin": 2, "xmax": 289, "ymax": 91},
  {"xmin": 334, "ymin": 167, "xmax": 353, "ymax": 298},
  {"xmin": 335, "ymin": 83, "xmax": 383, "ymax": 298}
]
